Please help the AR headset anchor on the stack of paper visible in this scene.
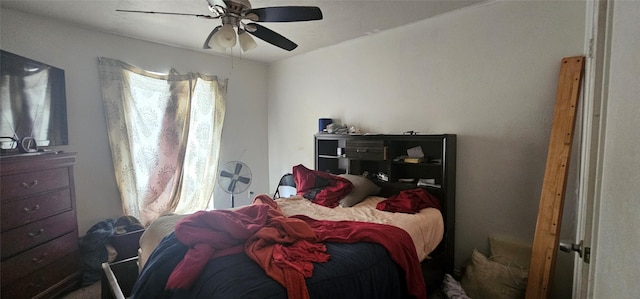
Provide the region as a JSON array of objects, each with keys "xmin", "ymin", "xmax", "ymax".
[{"xmin": 405, "ymin": 146, "xmax": 424, "ymax": 163}]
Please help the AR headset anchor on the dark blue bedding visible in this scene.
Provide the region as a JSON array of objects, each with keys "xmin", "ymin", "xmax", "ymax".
[{"xmin": 131, "ymin": 232, "xmax": 409, "ymax": 299}]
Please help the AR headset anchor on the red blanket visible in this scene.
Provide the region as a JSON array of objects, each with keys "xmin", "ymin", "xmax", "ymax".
[
  {"xmin": 166, "ymin": 194, "xmax": 427, "ymax": 299},
  {"xmin": 377, "ymin": 188, "xmax": 442, "ymax": 213},
  {"xmin": 166, "ymin": 205, "xmax": 271, "ymax": 289},
  {"xmin": 293, "ymin": 215, "xmax": 427, "ymax": 299},
  {"xmin": 245, "ymin": 195, "xmax": 327, "ymax": 299}
]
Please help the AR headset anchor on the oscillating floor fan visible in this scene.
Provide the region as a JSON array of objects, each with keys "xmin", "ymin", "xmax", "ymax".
[{"xmin": 217, "ymin": 161, "xmax": 252, "ymax": 207}]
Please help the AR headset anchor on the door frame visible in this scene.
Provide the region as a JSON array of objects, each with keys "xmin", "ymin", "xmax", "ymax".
[{"xmin": 574, "ymin": 0, "xmax": 612, "ymax": 297}]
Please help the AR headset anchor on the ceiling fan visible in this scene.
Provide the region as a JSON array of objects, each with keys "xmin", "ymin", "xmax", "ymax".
[{"xmin": 117, "ymin": 0, "xmax": 323, "ymax": 52}]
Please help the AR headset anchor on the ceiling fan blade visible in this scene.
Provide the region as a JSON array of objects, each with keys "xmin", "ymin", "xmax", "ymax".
[
  {"xmin": 247, "ymin": 23, "xmax": 297, "ymax": 51},
  {"xmin": 116, "ymin": 9, "xmax": 217, "ymax": 19},
  {"xmin": 220, "ymin": 170, "xmax": 234, "ymax": 178},
  {"xmin": 203, "ymin": 25, "xmax": 222, "ymax": 49},
  {"xmin": 247, "ymin": 6, "xmax": 323, "ymax": 22}
]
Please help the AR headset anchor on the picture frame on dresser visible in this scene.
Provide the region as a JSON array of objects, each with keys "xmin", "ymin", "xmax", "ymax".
[{"xmin": 1, "ymin": 152, "xmax": 81, "ymax": 298}]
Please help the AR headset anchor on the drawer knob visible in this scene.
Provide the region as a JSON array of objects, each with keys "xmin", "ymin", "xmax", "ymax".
[
  {"xmin": 23, "ymin": 204, "xmax": 41, "ymax": 214},
  {"xmin": 21, "ymin": 180, "xmax": 39, "ymax": 188},
  {"xmin": 356, "ymin": 148, "xmax": 368, "ymax": 153},
  {"xmin": 32, "ymin": 253, "xmax": 49, "ymax": 264},
  {"xmin": 28, "ymin": 278, "xmax": 45, "ymax": 289},
  {"xmin": 28, "ymin": 228, "xmax": 45, "ymax": 238}
]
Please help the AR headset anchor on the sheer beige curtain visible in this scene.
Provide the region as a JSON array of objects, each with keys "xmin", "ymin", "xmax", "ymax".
[{"xmin": 98, "ymin": 57, "xmax": 227, "ymax": 225}]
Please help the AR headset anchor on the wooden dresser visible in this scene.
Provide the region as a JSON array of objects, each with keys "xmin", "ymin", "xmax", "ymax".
[{"xmin": 1, "ymin": 152, "xmax": 81, "ymax": 298}]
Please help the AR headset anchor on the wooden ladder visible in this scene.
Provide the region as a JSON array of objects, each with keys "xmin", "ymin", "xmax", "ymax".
[{"xmin": 526, "ymin": 56, "xmax": 585, "ymax": 299}]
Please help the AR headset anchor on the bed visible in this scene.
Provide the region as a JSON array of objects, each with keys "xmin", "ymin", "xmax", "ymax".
[{"xmin": 130, "ymin": 168, "xmax": 454, "ymax": 299}]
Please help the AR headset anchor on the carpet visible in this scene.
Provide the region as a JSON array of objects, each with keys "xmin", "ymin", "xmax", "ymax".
[{"xmin": 61, "ymin": 282, "xmax": 101, "ymax": 299}]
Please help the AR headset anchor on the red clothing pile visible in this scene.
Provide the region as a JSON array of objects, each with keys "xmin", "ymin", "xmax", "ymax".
[
  {"xmin": 166, "ymin": 204, "xmax": 270, "ymax": 289},
  {"xmin": 292, "ymin": 164, "xmax": 353, "ymax": 207},
  {"xmin": 376, "ymin": 188, "xmax": 442, "ymax": 213}
]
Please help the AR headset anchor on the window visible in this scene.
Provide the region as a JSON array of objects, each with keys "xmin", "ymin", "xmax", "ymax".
[{"xmin": 98, "ymin": 58, "xmax": 227, "ymax": 225}]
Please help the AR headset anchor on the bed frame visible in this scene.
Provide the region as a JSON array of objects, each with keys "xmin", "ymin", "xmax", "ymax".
[
  {"xmin": 377, "ymin": 180, "xmax": 455, "ymax": 293},
  {"xmin": 314, "ymin": 133, "xmax": 457, "ymax": 292},
  {"xmin": 106, "ymin": 190, "xmax": 455, "ymax": 298}
]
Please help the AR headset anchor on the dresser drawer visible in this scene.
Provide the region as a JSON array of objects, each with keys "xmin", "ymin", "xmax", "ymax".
[
  {"xmin": 345, "ymin": 140, "xmax": 386, "ymax": 160},
  {"xmin": 1, "ymin": 232, "xmax": 78, "ymax": 286},
  {"xmin": 1, "ymin": 167, "xmax": 70, "ymax": 200},
  {"xmin": 1, "ymin": 189, "xmax": 72, "ymax": 231},
  {"xmin": 0, "ymin": 152, "xmax": 79, "ymax": 299},
  {"xmin": 1, "ymin": 210, "xmax": 76, "ymax": 259},
  {"xmin": 1, "ymin": 253, "xmax": 79, "ymax": 299}
]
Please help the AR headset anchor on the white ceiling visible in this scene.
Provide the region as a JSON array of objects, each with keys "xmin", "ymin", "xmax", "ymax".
[{"xmin": 1, "ymin": 0, "xmax": 484, "ymax": 64}]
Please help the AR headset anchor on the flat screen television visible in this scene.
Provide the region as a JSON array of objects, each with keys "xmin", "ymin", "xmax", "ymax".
[{"xmin": 0, "ymin": 50, "xmax": 68, "ymax": 152}]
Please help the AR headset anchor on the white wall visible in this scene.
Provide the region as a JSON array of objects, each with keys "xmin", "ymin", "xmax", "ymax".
[
  {"xmin": 0, "ymin": 8, "xmax": 270, "ymax": 234},
  {"xmin": 10, "ymin": 1, "xmax": 636, "ymax": 296},
  {"xmin": 267, "ymin": 0, "xmax": 586, "ymax": 281},
  {"xmin": 593, "ymin": 0, "xmax": 640, "ymax": 297}
]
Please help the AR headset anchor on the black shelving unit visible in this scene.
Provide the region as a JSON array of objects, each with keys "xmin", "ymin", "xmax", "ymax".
[{"xmin": 314, "ymin": 133, "xmax": 457, "ymax": 276}]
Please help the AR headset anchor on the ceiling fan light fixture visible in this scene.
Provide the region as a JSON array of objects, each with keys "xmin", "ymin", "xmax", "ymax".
[
  {"xmin": 207, "ymin": 38, "xmax": 227, "ymax": 51},
  {"xmin": 214, "ymin": 23, "xmax": 237, "ymax": 48},
  {"xmin": 238, "ymin": 30, "xmax": 257, "ymax": 52}
]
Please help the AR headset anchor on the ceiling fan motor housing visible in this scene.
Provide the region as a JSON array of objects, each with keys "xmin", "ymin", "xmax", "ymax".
[
  {"xmin": 220, "ymin": 0, "xmax": 251, "ymax": 29},
  {"xmin": 225, "ymin": 0, "xmax": 251, "ymax": 13}
]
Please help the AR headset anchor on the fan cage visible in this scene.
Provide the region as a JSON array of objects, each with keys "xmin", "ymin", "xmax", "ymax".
[{"xmin": 217, "ymin": 161, "xmax": 252, "ymax": 195}]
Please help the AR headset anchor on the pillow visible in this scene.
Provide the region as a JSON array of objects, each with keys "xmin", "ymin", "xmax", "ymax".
[
  {"xmin": 292, "ymin": 164, "xmax": 353, "ymax": 208},
  {"xmin": 442, "ymin": 273, "xmax": 471, "ymax": 299},
  {"xmin": 461, "ymin": 249, "xmax": 528, "ymax": 299},
  {"xmin": 338, "ymin": 174, "xmax": 381, "ymax": 207},
  {"xmin": 489, "ymin": 235, "xmax": 533, "ymax": 270}
]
